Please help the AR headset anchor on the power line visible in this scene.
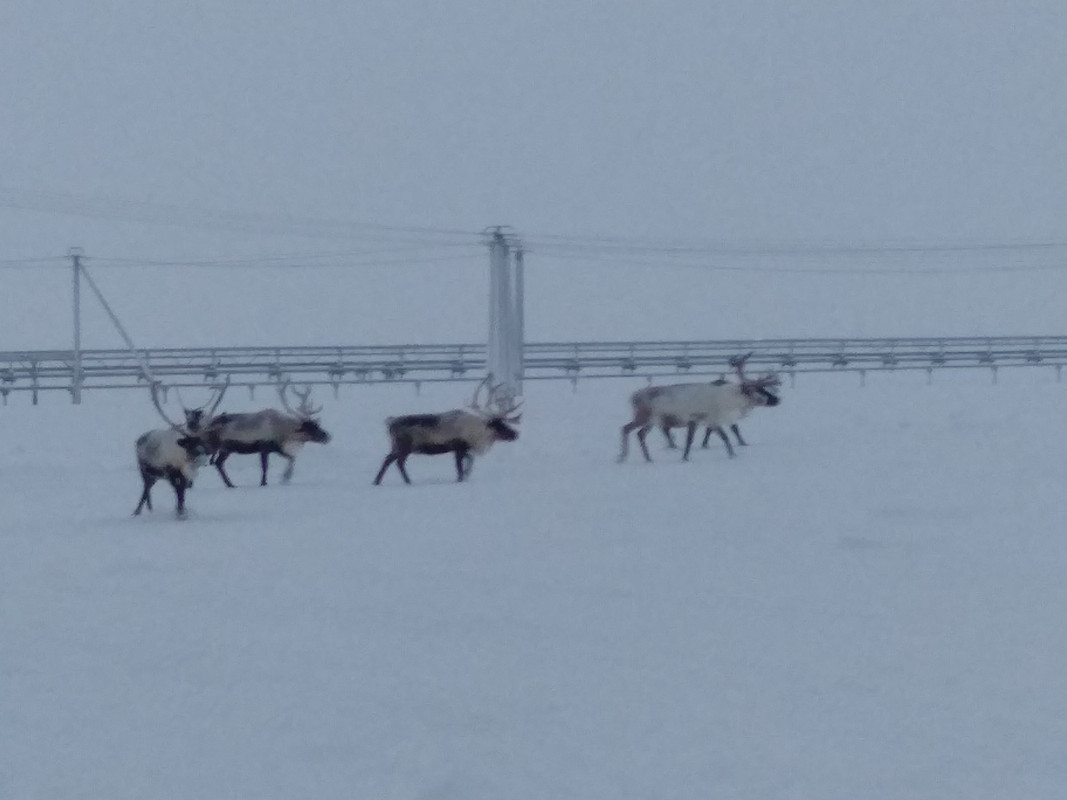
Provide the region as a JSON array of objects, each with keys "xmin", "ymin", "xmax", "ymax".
[
  {"xmin": 0, "ymin": 185, "xmax": 483, "ymax": 246},
  {"xmin": 0, "ymin": 256, "xmax": 68, "ymax": 269},
  {"xmin": 86, "ymin": 252, "xmax": 484, "ymax": 270},
  {"xmin": 524, "ymin": 232, "xmax": 1067, "ymax": 258},
  {"xmin": 7, "ymin": 248, "xmax": 1067, "ymax": 275},
  {"xmin": 531, "ymin": 249, "xmax": 1067, "ymax": 275},
  {"xmin": 5, "ymin": 183, "xmax": 1067, "ymax": 275},
  {"xmin": 7, "ymin": 183, "xmax": 1067, "ymax": 259}
]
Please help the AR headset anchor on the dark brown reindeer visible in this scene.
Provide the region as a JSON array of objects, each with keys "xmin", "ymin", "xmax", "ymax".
[
  {"xmin": 206, "ymin": 381, "xmax": 331, "ymax": 487},
  {"xmin": 373, "ymin": 378, "xmax": 521, "ymax": 485}
]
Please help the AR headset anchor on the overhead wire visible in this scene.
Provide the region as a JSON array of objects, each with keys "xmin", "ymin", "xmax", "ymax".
[
  {"xmin": 0, "ymin": 256, "xmax": 68, "ymax": 270},
  {"xmin": 7, "ymin": 245, "xmax": 1067, "ymax": 275},
  {"xmin": 529, "ymin": 245, "xmax": 1067, "ymax": 275},
  {"xmin": 4, "ymin": 184, "xmax": 1067, "ymax": 275},
  {"xmin": 85, "ymin": 252, "xmax": 485, "ymax": 270},
  {"xmin": 524, "ymin": 231, "xmax": 1067, "ymax": 257},
  {"xmin": 84, "ymin": 241, "xmax": 484, "ymax": 269},
  {"xmin": 0, "ymin": 185, "xmax": 483, "ymax": 247}
]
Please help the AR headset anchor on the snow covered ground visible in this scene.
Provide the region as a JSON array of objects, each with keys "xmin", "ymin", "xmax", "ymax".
[{"xmin": 3, "ymin": 368, "xmax": 1067, "ymax": 799}]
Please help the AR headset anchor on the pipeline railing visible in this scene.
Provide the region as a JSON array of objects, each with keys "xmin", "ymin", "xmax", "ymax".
[{"xmin": 2, "ymin": 336, "xmax": 1066, "ymax": 402}]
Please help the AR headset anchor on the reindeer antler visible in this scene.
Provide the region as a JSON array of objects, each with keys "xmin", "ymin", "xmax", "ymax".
[
  {"xmin": 174, "ymin": 377, "xmax": 229, "ymax": 419},
  {"xmin": 292, "ymin": 385, "xmax": 322, "ymax": 417},
  {"xmin": 749, "ymin": 373, "xmax": 781, "ymax": 389},
  {"xmin": 205, "ymin": 376, "xmax": 230, "ymax": 417},
  {"xmin": 278, "ymin": 379, "xmax": 321, "ymax": 418},
  {"xmin": 277, "ymin": 379, "xmax": 295, "ymax": 415},
  {"xmin": 729, "ymin": 352, "xmax": 779, "ymax": 391},
  {"xmin": 729, "ymin": 351, "xmax": 755, "ymax": 382},
  {"xmin": 486, "ymin": 380, "xmax": 523, "ymax": 422},
  {"xmin": 495, "ymin": 393, "xmax": 523, "ymax": 423},
  {"xmin": 149, "ymin": 382, "xmax": 184, "ymax": 430},
  {"xmin": 469, "ymin": 376, "xmax": 492, "ymax": 411},
  {"xmin": 469, "ymin": 376, "xmax": 522, "ymax": 421}
]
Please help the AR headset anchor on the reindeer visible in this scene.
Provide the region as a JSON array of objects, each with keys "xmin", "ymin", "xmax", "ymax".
[
  {"xmin": 659, "ymin": 356, "xmax": 781, "ymax": 452},
  {"xmin": 134, "ymin": 380, "xmax": 228, "ymax": 518},
  {"xmin": 619, "ymin": 354, "xmax": 780, "ymax": 463},
  {"xmin": 206, "ymin": 381, "xmax": 331, "ymax": 487},
  {"xmin": 373, "ymin": 378, "xmax": 521, "ymax": 485},
  {"xmin": 659, "ymin": 378, "xmax": 749, "ymax": 451}
]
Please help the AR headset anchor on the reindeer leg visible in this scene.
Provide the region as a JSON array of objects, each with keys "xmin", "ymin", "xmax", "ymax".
[
  {"xmin": 395, "ymin": 452, "xmax": 412, "ymax": 484},
  {"xmin": 618, "ymin": 423, "xmax": 634, "ymax": 462},
  {"xmin": 620, "ymin": 407, "xmax": 652, "ymax": 463},
  {"xmin": 373, "ymin": 452, "xmax": 398, "ymax": 485},
  {"xmin": 731, "ymin": 424, "xmax": 747, "ymax": 446},
  {"xmin": 279, "ymin": 453, "xmax": 296, "ymax": 484},
  {"xmin": 260, "ymin": 451, "xmax": 270, "ymax": 485},
  {"xmin": 171, "ymin": 472, "xmax": 189, "ymax": 519},
  {"xmin": 213, "ymin": 450, "xmax": 237, "ymax": 488},
  {"xmin": 713, "ymin": 427, "xmax": 736, "ymax": 458},
  {"xmin": 134, "ymin": 471, "xmax": 155, "ymax": 515},
  {"xmin": 682, "ymin": 422, "xmax": 697, "ymax": 461},
  {"xmin": 662, "ymin": 425, "xmax": 678, "ymax": 449},
  {"xmin": 454, "ymin": 445, "xmax": 473, "ymax": 481},
  {"xmin": 701, "ymin": 426, "xmax": 714, "ymax": 448},
  {"xmin": 635, "ymin": 426, "xmax": 653, "ymax": 462}
]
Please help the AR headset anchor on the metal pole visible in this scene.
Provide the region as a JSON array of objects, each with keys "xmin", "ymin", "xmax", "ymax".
[
  {"xmin": 71, "ymin": 248, "xmax": 83, "ymax": 404},
  {"xmin": 513, "ymin": 245, "xmax": 525, "ymax": 396},
  {"xmin": 79, "ymin": 263, "xmax": 156, "ymax": 384},
  {"xmin": 487, "ymin": 228, "xmax": 511, "ymax": 393}
]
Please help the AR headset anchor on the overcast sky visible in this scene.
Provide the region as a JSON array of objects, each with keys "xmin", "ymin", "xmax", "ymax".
[{"xmin": 2, "ymin": 1, "xmax": 1066, "ymax": 346}]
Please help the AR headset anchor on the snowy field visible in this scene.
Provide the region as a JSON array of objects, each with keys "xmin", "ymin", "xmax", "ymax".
[{"xmin": 3, "ymin": 368, "xmax": 1067, "ymax": 799}]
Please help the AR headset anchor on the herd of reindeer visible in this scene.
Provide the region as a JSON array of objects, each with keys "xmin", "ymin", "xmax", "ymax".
[{"xmin": 133, "ymin": 353, "xmax": 782, "ymax": 518}]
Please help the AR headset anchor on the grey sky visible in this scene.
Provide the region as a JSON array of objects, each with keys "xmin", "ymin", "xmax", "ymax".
[{"xmin": 2, "ymin": 1, "xmax": 1066, "ymax": 346}]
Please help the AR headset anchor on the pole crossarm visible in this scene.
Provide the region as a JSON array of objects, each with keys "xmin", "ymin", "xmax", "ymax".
[{"xmin": 2, "ymin": 336, "xmax": 1067, "ymax": 399}]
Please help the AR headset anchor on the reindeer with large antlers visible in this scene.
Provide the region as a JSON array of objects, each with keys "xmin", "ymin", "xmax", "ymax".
[
  {"xmin": 134, "ymin": 379, "xmax": 229, "ymax": 518},
  {"xmin": 205, "ymin": 380, "xmax": 332, "ymax": 487},
  {"xmin": 373, "ymin": 377, "xmax": 522, "ymax": 485},
  {"xmin": 619, "ymin": 353, "xmax": 781, "ymax": 463}
]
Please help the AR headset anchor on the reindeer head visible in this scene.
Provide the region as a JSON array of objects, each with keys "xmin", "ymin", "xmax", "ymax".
[
  {"xmin": 278, "ymin": 381, "xmax": 332, "ymax": 443},
  {"xmin": 150, "ymin": 378, "xmax": 229, "ymax": 434},
  {"xmin": 730, "ymin": 352, "xmax": 782, "ymax": 407},
  {"xmin": 470, "ymin": 377, "xmax": 522, "ymax": 421},
  {"xmin": 469, "ymin": 376, "xmax": 522, "ymax": 441}
]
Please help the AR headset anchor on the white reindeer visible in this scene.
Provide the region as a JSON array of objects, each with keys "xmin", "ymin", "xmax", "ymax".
[
  {"xmin": 373, "ymin": 378, "xmax": 521, "ymax": 485},
  {"xmin": 133, "ymin": 380, "xmax": 228, "ymax": 518},
  {"xmin": 659, "ymin": 378, "xmax": 749, "ymax": 451},
  {"xmin": 619, "ymin": 355, "xmax": 780, "ymax": 463}
]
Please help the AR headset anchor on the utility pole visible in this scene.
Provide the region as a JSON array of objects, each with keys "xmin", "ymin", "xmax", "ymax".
[
  {"xmin": 512, "ymin": 244, "xmax": 524, "ymax": 397},
  {"xmin": 70, "ymin": 248, "xmax": 83, "ymax": 404},
  {"xmin": 68, "ymin": 249, "xmax": 157, "ymax": 403},
  {"xmin": 486, "ymin": 227, "xmax": 524, "ymax": 401}
]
